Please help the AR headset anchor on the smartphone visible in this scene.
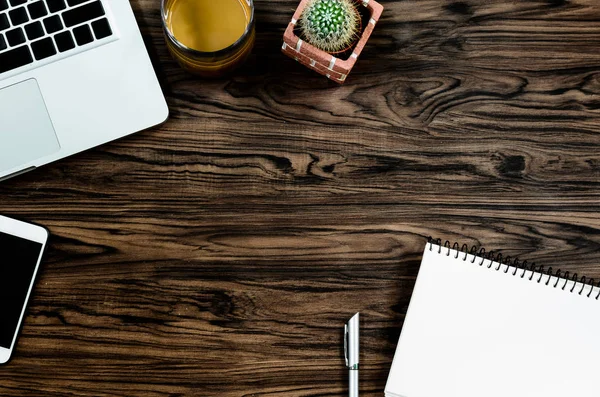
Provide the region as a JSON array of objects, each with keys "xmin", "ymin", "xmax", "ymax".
[{"xmin": 0, "ymin": 215, "xmax": 48, "ymax": 365}]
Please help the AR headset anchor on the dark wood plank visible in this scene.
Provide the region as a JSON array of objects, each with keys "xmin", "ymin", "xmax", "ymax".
[{"xmin": 2, "ymin": 0, "xmax": 600, "ymax": 395}]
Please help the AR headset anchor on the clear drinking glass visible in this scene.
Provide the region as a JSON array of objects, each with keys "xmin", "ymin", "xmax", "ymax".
[{"xmin": 161, "ymin": 0, "xmax": 256, "ymax": 77}]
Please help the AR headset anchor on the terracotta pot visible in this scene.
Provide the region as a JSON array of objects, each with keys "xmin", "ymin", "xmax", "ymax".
[{"xmin": 282, "ymin": 0, "xmax": 384, "ymax": 84}]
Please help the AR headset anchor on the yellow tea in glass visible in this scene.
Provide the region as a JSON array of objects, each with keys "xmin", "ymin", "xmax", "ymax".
[{"xmin": 161, "ymin": 0, "xmax": 255, "ymax": 77}]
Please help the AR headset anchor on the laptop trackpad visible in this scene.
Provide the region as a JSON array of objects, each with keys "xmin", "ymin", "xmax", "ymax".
[{"xmin": 0, "ymin": 79, "xmax": 60, "ymax": 172}]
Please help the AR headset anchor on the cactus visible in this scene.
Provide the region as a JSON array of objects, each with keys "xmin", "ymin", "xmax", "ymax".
[{"xmin": 300, "ymin": 0, "xmax": 361, "ymax": 53}]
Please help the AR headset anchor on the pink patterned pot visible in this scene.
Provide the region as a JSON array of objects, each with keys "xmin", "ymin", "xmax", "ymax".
[{"xmin": 282, "ymin": 0, "xmax": 384, "ymax": 84}]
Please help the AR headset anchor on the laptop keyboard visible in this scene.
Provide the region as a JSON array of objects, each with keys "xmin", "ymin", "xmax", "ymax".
[{"xmin": 0, "ymin": 0, "xmax": 113, "ymax": 75}]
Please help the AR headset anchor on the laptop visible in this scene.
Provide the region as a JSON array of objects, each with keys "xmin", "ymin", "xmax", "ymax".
[{"xmin": 0, "ymin": 0, "xmax": 168, "ymax": 181}]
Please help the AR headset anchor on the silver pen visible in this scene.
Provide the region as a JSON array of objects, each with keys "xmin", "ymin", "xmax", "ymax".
[{"xmin": 344, "ymin": 312, "xmax": 360, "ymax": 397}]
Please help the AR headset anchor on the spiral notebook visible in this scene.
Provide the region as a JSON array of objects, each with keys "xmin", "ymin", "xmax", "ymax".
[{"xmin": 385, "ymin": 239, "xmax": 600, "ymax": 397}]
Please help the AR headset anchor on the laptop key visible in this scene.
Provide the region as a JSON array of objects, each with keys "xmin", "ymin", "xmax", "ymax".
[
  {"xmin": 27, "ymin": 1, "xmax": 48, "ymax": 20},
  {"xmin": 91, "ymin": 18, "xmax": 111, "ymax": 39},
  {"xmin": 31, "ymin": 37, "xmax": 57, "ymax": 60},
  {"xmin": 73, "ymin": 23, "xmax": 93, "ymax": 46},
  {"xmin": 0, "ymin": 13, "xmax": 8, "ymax": 31},
  {"xmin": 0, "ymin": 45, "xmax": 33, "ymax": 74},
  {"xmin": 67, "ymin": 0, "xmax": 91, "ymax": 6},
  {"xmin": 0, "ymin": 0, "xmax": 7, "ymax": 12},
  {"xmin": 62, "ymin": 1, "xmax": 104, "ymax": 28},
  {"xmin": 0, "ymin": 33, "xmax": 6, "ymax": 51},
  {"xmin": 25, "ymin": 21, "xmax": 44, "ymax": 40},
  {"xmin": 9, "ymin": 6, "xmax": 28, "ymax": 26},
  {"xmin": 46, "ymin": 0, "xmax": 66, "ymax": 13},
  {"xmin": 43, "ymin": 15, "xmax": 62, "ymax": 34},
  {"xmin": 6, "ymin": 27, "xmax": 25, "ymax": 46},
  {"xmin": 8, "ymin": 0, "xmax": 26, "ymax": 6},
  {"xmin": 54, "ymin": 30, "xmax": 74, "ymax": 52}
]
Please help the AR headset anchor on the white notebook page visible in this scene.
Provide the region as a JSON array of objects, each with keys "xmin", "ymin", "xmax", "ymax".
[{"xmin": 385, "ymin": 242, "xmax": 600, "ymax": 397}]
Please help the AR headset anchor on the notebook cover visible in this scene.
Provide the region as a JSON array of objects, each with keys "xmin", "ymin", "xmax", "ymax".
[{"xmin": 385, "ymin": 241, "xmax": 600, "ymax": 397}]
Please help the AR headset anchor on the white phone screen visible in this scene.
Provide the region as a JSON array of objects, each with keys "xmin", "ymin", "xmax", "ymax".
[{"xmin": 0, "ymin": 231, "xmax": 43, "ymax": 349}]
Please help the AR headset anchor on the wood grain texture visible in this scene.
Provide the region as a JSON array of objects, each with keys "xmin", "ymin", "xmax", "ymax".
[{"xmin": 2, "ymin": 0, "xmax": 600, "ymax": 395}]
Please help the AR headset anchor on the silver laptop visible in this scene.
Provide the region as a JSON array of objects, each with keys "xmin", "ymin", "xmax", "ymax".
[{"xmin": 0, "ymin": 0, "xmax": 168, "ymax": 181}]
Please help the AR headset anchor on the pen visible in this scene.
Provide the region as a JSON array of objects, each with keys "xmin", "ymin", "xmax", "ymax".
[{"xmin": 345, "ymin": 312, "xmax": 360, "ymax": 397}]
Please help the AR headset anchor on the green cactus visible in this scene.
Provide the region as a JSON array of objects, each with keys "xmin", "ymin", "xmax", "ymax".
[{"xmin": 300, "ymin": 0, "xmax": 361, "ymax": 53}]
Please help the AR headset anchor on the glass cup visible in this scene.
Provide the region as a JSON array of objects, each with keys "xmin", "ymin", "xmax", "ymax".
[{"xmin": 161, "ymin": 0, "xmax": 255, "ymax": 77}]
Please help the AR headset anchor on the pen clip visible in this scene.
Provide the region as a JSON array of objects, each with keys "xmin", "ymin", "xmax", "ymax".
[{"xmin": 344, "ymin": 323, "xmax": 349, "ymax": 367}]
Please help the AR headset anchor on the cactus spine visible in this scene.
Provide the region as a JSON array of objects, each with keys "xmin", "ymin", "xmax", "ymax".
[{"xmin": 300, "ymin": 0, "xmax": 361, "ymax": 53}]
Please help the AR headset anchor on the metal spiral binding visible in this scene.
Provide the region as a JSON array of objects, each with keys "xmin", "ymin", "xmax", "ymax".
[{"xmin": 427, "ymin": 237, "xmax": 600, "ymax": 299}]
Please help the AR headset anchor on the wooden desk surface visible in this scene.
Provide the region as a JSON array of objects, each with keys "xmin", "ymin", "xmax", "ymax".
[{"xmin": 2, "ymin": 0, "xmax": 600, "ymax": 395}]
